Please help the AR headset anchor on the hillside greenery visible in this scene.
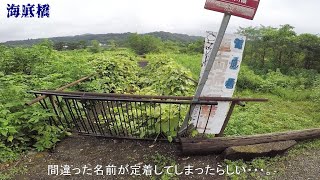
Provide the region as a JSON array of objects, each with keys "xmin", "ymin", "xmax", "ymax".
[
  {"xmin": 2, "ymin": 31, "xmax": 202, "ymax": 48},
  {"xmin": 0, "ymin": 25, "xmax": 319, "ymax": 170}
]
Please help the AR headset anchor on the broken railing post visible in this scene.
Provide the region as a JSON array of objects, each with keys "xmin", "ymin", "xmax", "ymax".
[
  {"xmin": 179, "ymin": 13, "xmax": 231, "ymax": 134},
  {"xmin": 217, "ymin": 101, "xmax": 236, "ymax": 137}
]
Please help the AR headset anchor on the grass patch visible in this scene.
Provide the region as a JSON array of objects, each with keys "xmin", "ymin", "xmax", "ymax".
[{"xmin": 0, "ymin": 166, "xmax": 27, "ymax": 180}]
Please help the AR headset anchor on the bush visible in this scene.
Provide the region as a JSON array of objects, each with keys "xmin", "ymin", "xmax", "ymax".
[
  {"xmin": 0, "ymin": 73, "xmax": 69, "ymax": 162},
  {"xmin": 237, "ymin": 65, "xmax": 264, "ymax": 91},
  {"xmin": 128, "ymin": 34, "xmax": 163, "ymax": 55},
  {"xmin": 0, "ymin": 40, "xmax": 54, "ymax": 75},
  {"xmin": 89, "ymin": 40, "xmax": 101, "ymax": 53},
  {"xmin": 139, "ymin": 54, "xmax": 196, "ymax": 96}
]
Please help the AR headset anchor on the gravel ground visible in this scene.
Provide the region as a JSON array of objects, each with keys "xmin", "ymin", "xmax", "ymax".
[
  {"xmin": 1, "ymin": 135, "xmax": 319, "ymax": 180},
  {"xmin": 274, "ymin": 150, "xmax": 320, "ymax": 180},
  {"xmin": 10, "ymin": 135, "xmax": 225, "ymax": 180}
]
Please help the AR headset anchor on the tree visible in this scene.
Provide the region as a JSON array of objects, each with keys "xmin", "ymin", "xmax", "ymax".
[
  {"xmin": 128, "ymin": 34, "xmax": 163, "ymax": 55},
  {"xmin": 78, "ymin": 40, "xmax": 87, "ymax": 49},
  {"xmin": 54, "ymin": 42, "xmax": 65, "ymax": 51},
  {"xmin": 89, "ymin": 40, "xmax": 101, "ymax": 53},
  {"xmin": 298, "ymin": 34, "xmax": 320, "ymax": 70},
  {"xmin": 186, "ymin": 39, "xmax": 204, "ymax": 54},
  {"xmin": 162, "ymin": 40, "xmax": 180, "ymax": 53},
  {"xmin": 1, "ymin": 40, "xmax": 54, "ymax": 74},
  {"xmin": 237, "ymin": 24, "xmax": 313, "ymax": 73},
  {"xmin": 108, "ymin": 40, "xmax": 117, "ymax": 51},
  {"xmin": 66, "ymin": 42, "xmax": 80, "ymax": 50}
]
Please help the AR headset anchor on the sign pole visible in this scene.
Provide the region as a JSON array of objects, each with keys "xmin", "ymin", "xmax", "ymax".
[{"xmin": 179, "ymin": 13, "xmax": 231, "ymax": 134}]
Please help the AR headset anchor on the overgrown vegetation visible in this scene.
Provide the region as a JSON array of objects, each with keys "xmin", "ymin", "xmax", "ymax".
[
  {"xmin": 0, "ymin": 41, "xmax": 196, "ymax": 163},
  {"xmin": 0, "ymin": 25, "xmax": 319, "ymax": 180}
]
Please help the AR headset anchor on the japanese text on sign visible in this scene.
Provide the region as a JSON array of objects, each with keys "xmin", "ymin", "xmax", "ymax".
[
  {"xmin": 205, "ymin": 0, "xmax": 260, "ymax": 20},
  {"xmin": 6, "ymin": 3, "xmax": 50, "ymax": 18},
  {"xmin": 191, "ymin": 32, "xmax": 246, "ymax": 134}
]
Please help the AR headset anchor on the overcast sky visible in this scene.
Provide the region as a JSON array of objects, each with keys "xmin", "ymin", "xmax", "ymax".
[{"xmin": 0, "ymin": 0, "xmax": 319, "ymax": 42}]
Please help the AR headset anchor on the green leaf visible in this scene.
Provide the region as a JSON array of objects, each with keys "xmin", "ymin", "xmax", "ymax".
[
  {"xmin": 167, "ymin": 136, "xmax": 173, "ymax": 142},
  {"xmin": 161, "ymin": 121, "xmax": 169, "ymax": 133},
  {"xmin": 139, "ymin": 131, "xmax": 146, "ymax": 138},
  {"xmin": 7, "ymin": 135, "xmax": 13, "ymax": 142},
  {"xmin": 0, "ymin": 129, "xmax": 8, "ymax": 136},
  {"xmin": 191, "ymin": 130, "xmax": 199, "ymax": 137},
  {"xmin": 66, "ymin": 132, "xmax": 72, "ymax": 136}
]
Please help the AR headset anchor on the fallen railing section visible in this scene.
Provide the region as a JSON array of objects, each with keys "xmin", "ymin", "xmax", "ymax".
[
  {"xmin": 27, "ymin": 89, "xmax": 267, "ymax": 141},
  {"xmin": 26, "ymin": 75, "xmax": 268, "ymax": 141},
  {"xmin": 28, "ymin": 90, "xmax": 220, "ymax": 140}
]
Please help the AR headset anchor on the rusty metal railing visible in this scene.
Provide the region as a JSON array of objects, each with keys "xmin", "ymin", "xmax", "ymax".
[
  {"xmin": 25, "ymin": 73, "xmax": 268, "ymax": 141},
  {"xmin": 29, "ymin": 90, "xmax": 218, "ymax": 140},
  {"xmin": 28, "ymin": 90, "xmax": 267, "ymax": 141}
]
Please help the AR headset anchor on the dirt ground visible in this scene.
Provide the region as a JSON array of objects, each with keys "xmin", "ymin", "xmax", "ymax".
[
  {"xmin": 1, "ymin": 135, "xmax": 319, "ymax": 180},
  {"xmin": 274, "ymin": 149, "xmax": 320, "ymax": 180},
  {"xmin": 10, "ymin": 135, "xmax": 225, "ymax": 180}
]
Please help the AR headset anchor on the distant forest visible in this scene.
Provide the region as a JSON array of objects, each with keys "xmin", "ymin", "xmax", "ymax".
[
  {"xmin": 2, "ymin": 31, "xmax": 203, "ymax": 47},
  {"xmin": 2, "ymin": 25, "xmax": 320, "ymax": 73}
]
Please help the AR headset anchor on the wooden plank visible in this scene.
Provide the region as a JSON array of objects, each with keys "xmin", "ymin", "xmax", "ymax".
[
  {"xmin": 180, "ymin": 128, "xmax": 320, "ymax": 155},
  {"xmin": 25, "ymin": 74, "xmax": 95, "ymax": 106}
]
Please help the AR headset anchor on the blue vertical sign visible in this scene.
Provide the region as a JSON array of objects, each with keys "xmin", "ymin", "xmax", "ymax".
[{"xmin": 191, "ymin": 32, "xmax": 246, "ymax": 134}]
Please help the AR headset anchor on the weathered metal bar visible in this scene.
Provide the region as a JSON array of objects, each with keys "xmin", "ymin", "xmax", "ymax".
[
  {"xmin": 48, "ymin": 95, "xmax": 65, "ymax": 128},
  {"xmin": 217, "ymin": 102, "xmax": 237, "ymax": 137},
  {"xmin": 64, "ymin": 99, "xmax": 81, "ymax": 132},
  {"xmin": 79, "ymin": 101, "xmax": 95, "ymax": 134},
  {"xmin": 129, "ymin": 101, "xmax": 138, "ymax": 135},
  {"xmin": 78, "ymin": 132, "xmax": 175, "ymax": 142},
  {"xmin": 81, "ymin": 101, "xmax": 98, "ymax": 135},
  {"xmin": 62, "ymin": 96, "xmax": 220, "ymax": 105},
  {"xmin": 29, "ymin": 89, "xmax": 268, "ymax": 141},
  {"xmin": 168, "ymin": 104, "xmax": 171, "ymax": 137},
  {"xmin": 195, "ymin": 105, "xmax": 202, "ymax": 129},
  {"xmin": 107, "ymin": 101, "xmax": 121, "ymax": 136},
  {"xmin": 236, "ymin": 101, "xmax": 246, "ymax": 107},
  {"xmin": 41, "ymin": 97, "xmax": 57, "ymax": 126},
  {"xmin": 115, "ymin": 101, "xmax": 127, "ymax": 136},
  {"xmin": 180, "ymin": 14, "xmax": 232, "ymax": 134},
  {"xmin": 55, "ymin": 95, "xmax": 71, "ymax": 128},
  {"xmin": 138, "ymin": 102, "xmax": 146, "ymax": 137},
  {"xmin": 144, "ymin": 102, "xmax": 149, "ymax": 137},
  {"xmin": 73, "ymin": 100, "xmax": 90, "ymax": 134},
  {"xmin": 30, "ymin": 90, "xmax": 268, "ymax": 102},
  {"xmin": 99, "ymin": 101, "xmax": 114, "ymax": 135},
  {"xmin": 202, "ymin": 105, "xmax": 214, "ymax": 136},
  {"xmin": 153, "ymin": 103, "xmax": 157, "ymax": 134},
  {"xmin": 72, "ymin": 99, "xmax": 89, "ymax": 133},
  {"xmin": 26, "ymin": 74, "xmax": 95, "ymax": 106},
  {"xmin": 29, "ymin": 90, "xmax": 195, "ymax": 100},
  {"xmin": 91, "ymin": 100, "xmax": 105, "ymax": 135},
  {"xmin": 124, "ymin": 102, "xmax": 133, "ymax": 136},
  {"xmin": 181, "ymin": 74, "xmax": 198, "ymax": 84},
  {"xmin": 159, "ymin": 103, "xmax": 162, "ymax": 137}
]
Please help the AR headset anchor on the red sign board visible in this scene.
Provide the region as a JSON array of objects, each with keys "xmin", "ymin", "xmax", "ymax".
[{"xmin": 204, "ymin": 0, "xmax": 260, "ymax": 20}]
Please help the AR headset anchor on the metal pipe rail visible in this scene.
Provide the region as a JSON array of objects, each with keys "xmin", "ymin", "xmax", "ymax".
[
  {"xmin": 28, "ymin": 90, "xmax": 267, "ymax": 141},
  {"xmin": 29, "ymin": 90, "xmax": 268, "ymax": 102}
]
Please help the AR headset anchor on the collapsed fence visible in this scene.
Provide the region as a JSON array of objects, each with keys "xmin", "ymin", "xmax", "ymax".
[
  {"xmin": 25, "ymin": 75, "xmax": 268, "ymax": 141},
  {"xmin": 27, "ymin": 89, "xmax": 267, "ymax": 141},
  {"xmin": 26, "ymin": 76, "xmax": 320, "ymax": 157}
]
